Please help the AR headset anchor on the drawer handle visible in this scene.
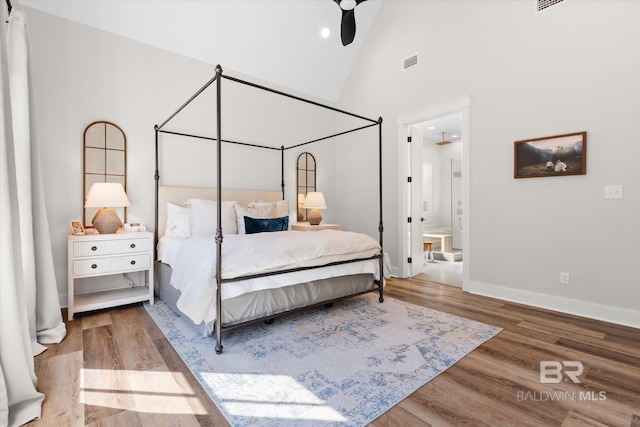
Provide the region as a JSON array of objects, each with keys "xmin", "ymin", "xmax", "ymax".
[
  {"xmin": 91, "ymin": 264, "xmax": 97, "ymax": 269},
  {"xmin": 130, "ymin": 260, "xmax": 136, "ymax": 265},
  {"xmin": 91, "ymin": 246, "xmax": 97, "ymax": 251},
  {"xmin": 130, "ymin": 243, "xmax": 136, "ymax": 249}
]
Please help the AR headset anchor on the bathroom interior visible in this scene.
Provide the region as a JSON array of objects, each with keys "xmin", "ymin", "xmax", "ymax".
[{"xmin": 413, "ymin": 112, "xmax": 463, "ymax": 280}]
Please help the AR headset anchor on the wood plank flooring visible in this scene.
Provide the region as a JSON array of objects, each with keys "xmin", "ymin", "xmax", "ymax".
[{"xmin": 27, "ymin": 275, "xmax": 639, "ymax": 426}]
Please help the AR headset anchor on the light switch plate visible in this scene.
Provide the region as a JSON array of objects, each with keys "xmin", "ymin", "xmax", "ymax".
[{"xmin": 604, "ymin": 185, "xmax": 623, "ymax": 199}]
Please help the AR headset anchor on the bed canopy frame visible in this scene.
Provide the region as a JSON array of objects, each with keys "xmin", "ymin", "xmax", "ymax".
[{"xmin": 154, "ymin": 65, "xmax": 384, "ymax": 353}]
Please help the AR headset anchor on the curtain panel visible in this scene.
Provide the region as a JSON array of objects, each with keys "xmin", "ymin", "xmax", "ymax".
[{"xmin": 1, "ymin": 7, "xmax": 66, "ymax": 426}]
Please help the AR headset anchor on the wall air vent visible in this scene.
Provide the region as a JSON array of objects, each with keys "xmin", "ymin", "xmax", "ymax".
[
  {"xmin": 536, "ymin": 0, "xmax": 566, "ymax": 13},
  {"xmin": 403, "ymin": 54, "xmax": 418, "ymax": 71}
]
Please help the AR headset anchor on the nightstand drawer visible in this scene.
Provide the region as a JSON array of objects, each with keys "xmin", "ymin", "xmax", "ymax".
[
  {"xmin": 73, "ymin": 253, "xmax": 150, "ymax": 277},
  {"xmin": 73, "ymin": 237, "xmax": 150, "ymax": 257}
]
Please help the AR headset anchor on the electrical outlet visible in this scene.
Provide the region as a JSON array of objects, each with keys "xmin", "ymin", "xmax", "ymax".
[
  {"xmin": 604, "ymin": 185, "xmax": 623, "ymax": 199},
  {"xmin": 560, "ymin": 272, "xmax": 570, "ymax": 285}
]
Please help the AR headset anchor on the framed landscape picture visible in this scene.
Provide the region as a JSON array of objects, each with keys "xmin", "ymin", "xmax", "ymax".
[{"xmin": 514, "ymin": 131, "xmax": 586, "ymax": 178}]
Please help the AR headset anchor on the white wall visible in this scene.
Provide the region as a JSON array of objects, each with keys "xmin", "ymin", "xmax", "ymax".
[
  {"xmin": 25, "ymin": 2, "xmax": 640, "ymax": 327},
  {"xmin": 338, "ymin": 0, "xmax": 640, "ymax": 327},
  {"xmin": 24, "ymin": 7, "xmax": 338, "ymax": 305}
]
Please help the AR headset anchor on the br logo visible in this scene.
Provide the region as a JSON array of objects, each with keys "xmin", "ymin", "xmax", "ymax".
[{"xmin": 540, "ymin": 361, "xmax": 584, "ymax": 384}]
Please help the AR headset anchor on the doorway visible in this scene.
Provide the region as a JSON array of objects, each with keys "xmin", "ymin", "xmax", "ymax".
[
  {"xmin": 412, "ymin": 114, "xmax": 463, "ymax": 284},
  {"xmin": 396, "ymin": 96, "xmax": 470, "ymax": 288}
]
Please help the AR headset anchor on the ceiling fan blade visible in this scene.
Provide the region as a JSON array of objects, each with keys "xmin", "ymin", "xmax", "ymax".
[{"xmin": 340, "ymin": 9, "xmax": 356, "ymax": 46}]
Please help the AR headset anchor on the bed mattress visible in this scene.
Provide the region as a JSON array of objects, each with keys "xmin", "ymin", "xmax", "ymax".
[
  {"xmin": 155, "ymin": 261, "xmax": 377, "ymax": 335},
  {"xmin": 157, "ymin": 230, "xmax": 383, "ymax": 327}
]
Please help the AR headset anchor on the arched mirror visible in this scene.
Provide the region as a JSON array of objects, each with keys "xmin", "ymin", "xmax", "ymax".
[
  {"xmin": 83, "ymin": 121, "xmax": 126, "ymax": 226},
  {"xmin": 296, "ymin": 152, "xmax": 316, "ymax": 221}
]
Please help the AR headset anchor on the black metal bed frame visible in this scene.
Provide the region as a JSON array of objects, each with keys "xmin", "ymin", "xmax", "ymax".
[{"xmin": 154, "ymin": 65, "xmax": 384, "ymax": 354}]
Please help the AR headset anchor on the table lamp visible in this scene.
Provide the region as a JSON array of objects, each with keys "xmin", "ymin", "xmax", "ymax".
[
  {"xmin": 303, "ymin": 192, "xmax": 326, "ymax": 225},
  {"xmin": 85, "ymin": 182, "xmax": 130, "ymax": 233}
]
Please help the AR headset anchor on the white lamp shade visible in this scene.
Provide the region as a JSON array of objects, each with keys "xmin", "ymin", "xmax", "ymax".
[
  {"xmin": 303, "ymin": 192, "xmax": 326, "ymax": 209},
  {"xmin": 85, "ymin": 182, "xmax": 130, "ymax": 208}
]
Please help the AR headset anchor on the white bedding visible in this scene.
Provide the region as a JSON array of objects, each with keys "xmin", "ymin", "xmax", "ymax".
[
  {"xmin": 157, "ymin": 235, "xmax": 187, "ymax": 268},
  {"xmin": 162, "ymin": 229, "xmax": 383, "ymax": 325}
]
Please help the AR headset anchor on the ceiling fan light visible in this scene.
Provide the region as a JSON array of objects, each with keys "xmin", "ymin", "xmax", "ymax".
[
  {"xmin": 340, "ymin": 0, "xmax": 356, "ymax": 10},
  {"xmin": 321, "ymin": 27, "xmax": 331, "ymax": 38}
]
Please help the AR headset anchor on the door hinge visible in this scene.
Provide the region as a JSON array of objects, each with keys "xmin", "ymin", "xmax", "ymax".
[
  {"xmin": 408, "ymin": 257, "xmax": 412, "ymax": 264},
  {"xmin": 407, "ymin": 217, "xmax": 412, "ymax": 223},
  {"xmin": 407, "ymin": 177, "xmax": 412, "ymax": 183},
  {"xmin": 407, "ymin": 136, "xmax": 412, "ymax": 143}
]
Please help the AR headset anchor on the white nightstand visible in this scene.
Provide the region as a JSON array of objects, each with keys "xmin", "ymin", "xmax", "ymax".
[
  {"xmin": 292, "ymin": 222, "xmax": 342, "ymax": 231},
  {"xmin": 67, "ymin": 231, "xmax": 154, "ymax": 320}
]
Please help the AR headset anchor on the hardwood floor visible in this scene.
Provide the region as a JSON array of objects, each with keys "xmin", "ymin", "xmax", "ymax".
[
  {"xmin": 418, "ymin": 260, "xmax": 463, "ymax": 287},
  {"xmin": 27, "ymin": 276, "xmax": 639, "ymax": 426}
]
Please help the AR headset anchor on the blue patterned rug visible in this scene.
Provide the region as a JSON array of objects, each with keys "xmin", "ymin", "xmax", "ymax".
[{"xmin": 145, "ymin": 294, "xmax": 501, "ymax": 427}]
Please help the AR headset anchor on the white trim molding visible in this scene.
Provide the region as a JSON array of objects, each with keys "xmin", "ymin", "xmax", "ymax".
[{"xmin": 466, "ymin": 280, "xmax": 640, "ymax": 329}]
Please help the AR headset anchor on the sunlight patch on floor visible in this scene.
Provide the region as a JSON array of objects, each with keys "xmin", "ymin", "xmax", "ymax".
[
  {"xmin": 203, "ymin": 372, "xmax": 348, "ymax": 422},
  {"xmin": 79, "ymin": 368, "xmax": 208, "ymax": 415}
]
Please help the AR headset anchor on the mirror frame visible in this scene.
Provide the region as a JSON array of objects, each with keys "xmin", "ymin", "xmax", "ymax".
[
  {"xmin": 296, "ymin": 152, "xmax": 316, "ymax": 221},
  {"xmin": 83, "ymin": 121, "xmax": 127, "ymax": 226}
]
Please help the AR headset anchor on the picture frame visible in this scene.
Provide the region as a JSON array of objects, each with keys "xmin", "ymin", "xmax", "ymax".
[
  {"xmin": 514, "ymin": 131, "xmax": 586, "ymax": 179},
  {"xmin": 69, "ymin": 220, "xmax": 85, "ymax": 236}
]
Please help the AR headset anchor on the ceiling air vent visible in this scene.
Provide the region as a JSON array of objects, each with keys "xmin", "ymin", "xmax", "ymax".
[
  {"xmin": 536, "ymin": 0, "xmax": 566, "ymax": 13},
  {"xmin": 403, "ymin": 54, "xmax": 418, "ymax": 71}
]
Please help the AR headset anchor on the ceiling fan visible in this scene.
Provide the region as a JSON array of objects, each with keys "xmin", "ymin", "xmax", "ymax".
[
  {"xmin": 332, "ymin": 0, "xmax": 368, "ymax": 46},
  {"xmin": 436, "ymin": 132, "xmax": 452, "ymax": 145}
]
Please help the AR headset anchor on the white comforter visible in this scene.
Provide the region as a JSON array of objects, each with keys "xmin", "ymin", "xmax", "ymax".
[{"xmin": 169, "ymin": 230, "xmax": 382, "ymax": 325}]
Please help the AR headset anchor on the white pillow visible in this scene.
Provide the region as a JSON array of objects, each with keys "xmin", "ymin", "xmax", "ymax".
[
  {"xmin": 185, "ymin": 199, "xmax": 238, "ymax": 236},
  {"xmin": 235, "ymin": 202, "xmax": 284, "ymax": 234},
  {"xmin": 164, "ymin": 202, "xmax": 191, "ymax": 238},
  {"xmin": 248, "ymin": 200, "xmax": 289, "ymax": 217}
]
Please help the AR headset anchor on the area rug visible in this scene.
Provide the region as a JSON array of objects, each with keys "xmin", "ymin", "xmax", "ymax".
[{"xmin": 144, "ymin": 294, "xmax": 501, "ymax": 427}]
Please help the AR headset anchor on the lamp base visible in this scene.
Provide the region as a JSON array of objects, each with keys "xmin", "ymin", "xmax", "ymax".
[
  {"xmin": 308, "ymin": 209, "xmax": 323, "ymax": 226},
  {"xmin": 92, "ymin": 208, "xmax": 123, "ymax": 234}
]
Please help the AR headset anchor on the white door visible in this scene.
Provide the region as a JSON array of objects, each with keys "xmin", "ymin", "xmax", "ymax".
[{"xmin": 409, "ymin": 127, "xmax": 425, "ymax": 276}]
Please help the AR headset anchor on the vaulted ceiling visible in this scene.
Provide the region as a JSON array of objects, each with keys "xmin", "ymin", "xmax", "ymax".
[{"xmin": 21, "ymin": 0, "xmax": 382, "ymax": 102}]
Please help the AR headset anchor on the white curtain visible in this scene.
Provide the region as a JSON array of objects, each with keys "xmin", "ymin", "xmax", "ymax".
[{"xmin": 1, "ymin": 5, "xmax": 67, "ymax": 427}]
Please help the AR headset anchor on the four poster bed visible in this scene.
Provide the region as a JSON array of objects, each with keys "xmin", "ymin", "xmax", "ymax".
[{"xmin": 154, "ymin": 65, "xmax": 384, "ymax": 353}]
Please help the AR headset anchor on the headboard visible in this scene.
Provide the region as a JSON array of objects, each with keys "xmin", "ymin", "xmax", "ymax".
[{"xmin": 157, "ymin": 186, "xmax": 284, "ymax": 239}]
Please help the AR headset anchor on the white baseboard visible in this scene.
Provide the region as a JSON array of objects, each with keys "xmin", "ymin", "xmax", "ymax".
[{"xmin": 465, "ymin": 280, "xmax": 640, "ymax": 329}]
